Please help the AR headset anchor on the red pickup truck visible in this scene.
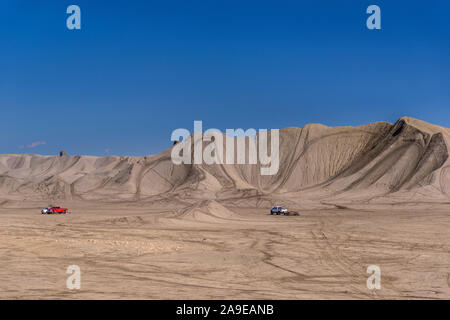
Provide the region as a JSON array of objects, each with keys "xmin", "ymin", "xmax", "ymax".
[{"xmin": 41, "ymin": 206, "xmax": 68, "ymax": 214}]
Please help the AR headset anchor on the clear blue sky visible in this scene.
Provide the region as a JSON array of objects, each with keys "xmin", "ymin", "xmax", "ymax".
[{"xmin": 1, "ymin": 0, "xmax": 449, "ymax": 155}]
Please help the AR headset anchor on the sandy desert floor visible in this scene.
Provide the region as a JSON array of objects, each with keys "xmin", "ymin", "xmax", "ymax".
[{"xmin": 0, "ymin": 200, "xmax": 449, "ymax": 299}]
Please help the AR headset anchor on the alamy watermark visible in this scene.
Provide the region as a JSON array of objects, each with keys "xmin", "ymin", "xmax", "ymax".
[
  {"xmin": 66, "ymin": 5, "xmax": 81, "ymax": 30},
  {"xmin": 366, "ymin": 5, "xmax": 381, "ymax": 30},
  {"xmin": 366, "ymin": 265, "xmax": 381, "ymax": 290},
  {"xmin": 66, "ymin": 265, "xmax": 81, "ymax": 290},
  {"xmin": 171, "ymin": 121, "xmax": 280, "ymax": 175},
  {"xmin": 66, "ymin": 5, "xmax": 380, "ymax": 31}
]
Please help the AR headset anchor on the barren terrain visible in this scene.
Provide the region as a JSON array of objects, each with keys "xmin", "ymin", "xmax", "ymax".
[
  {"xmin": 0, "ymin": 200, "xmax": 449, "ymax": 299},
  {"xmin": 1, "ymin": 117, "xmax": 449, "ymax": 299}
]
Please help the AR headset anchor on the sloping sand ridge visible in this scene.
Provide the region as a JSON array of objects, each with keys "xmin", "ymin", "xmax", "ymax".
[{"xmin": 1, "ymin": 117, "xmax": 449, "ymax": 203}]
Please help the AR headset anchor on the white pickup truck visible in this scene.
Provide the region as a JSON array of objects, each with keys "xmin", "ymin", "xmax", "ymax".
[
  {"xmin": 270, "ymin": 206, "xmax": 299, "ymax": 216},
  {"xmin": 270, "ymin": 206, "xmax": 288, "ymax": 215}
]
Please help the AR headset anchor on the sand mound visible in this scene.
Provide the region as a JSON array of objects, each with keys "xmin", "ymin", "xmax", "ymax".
[
  {"xmin": 175, "ymin": 200, "xmax": 241, "ymax": 223},
  {"xmin": 1, "ymin": 117, "xmax": 449, "ymax": 202}
]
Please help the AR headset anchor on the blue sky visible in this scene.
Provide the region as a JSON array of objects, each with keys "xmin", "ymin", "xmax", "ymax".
[{"xmin": 1, "ymin": 0, "xmax": 449, "ymax": 155}]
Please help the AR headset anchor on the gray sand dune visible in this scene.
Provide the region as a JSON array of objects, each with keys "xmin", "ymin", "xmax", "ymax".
[{"xmin": 0, "ymin": 117, "xmax": 449, "ymax": 203}]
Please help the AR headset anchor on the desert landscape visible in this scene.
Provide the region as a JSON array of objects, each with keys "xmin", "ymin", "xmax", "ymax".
[{"xmin": 1, "ymin": 117, "xmax": 449, "ymax": 299}]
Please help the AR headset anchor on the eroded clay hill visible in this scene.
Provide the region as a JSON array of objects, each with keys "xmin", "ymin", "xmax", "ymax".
[{"xmin": 1, "ymin": 117, "xmax": 449, "ymax": 202}]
